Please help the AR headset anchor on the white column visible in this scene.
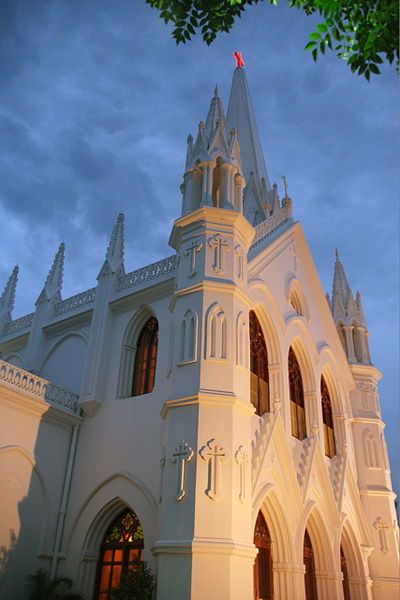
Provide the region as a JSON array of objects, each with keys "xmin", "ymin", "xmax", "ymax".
[
  {"xmin": 234, "ymin": 173, "xmax": 246, "ymax": 212},
  {"xmin": 220, "ymin": 163, "xmax": 235, "ymax": 209}
]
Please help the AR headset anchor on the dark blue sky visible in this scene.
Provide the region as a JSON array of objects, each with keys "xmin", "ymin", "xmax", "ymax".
[{"xmin": 0, "ymin": 0, "xmax": 398, "ymax": 488}]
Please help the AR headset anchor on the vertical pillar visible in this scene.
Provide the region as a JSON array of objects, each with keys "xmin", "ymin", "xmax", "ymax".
[
  {"xmin": 234, "ymin": 174, "xmax": 246, "ymax": 212},
  {"xmin": 220, "ymin": 163, "xmax": 235, "ymax": 209},
  {"xmin": 200, "ymin": 160, "xmax": 215, "ymax": 207},
  {"xmin": 343, "ymin": 326, "xmax": 356, "ymax": 363}
]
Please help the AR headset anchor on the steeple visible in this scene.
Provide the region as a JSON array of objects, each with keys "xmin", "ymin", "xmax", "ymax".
[
  {"xmin": 227, "ymin": 65, "xmax": 271, "ymax": 191},
  {"xmin": 37, "ymin": 243, "xmax": 65, "ymax": 304},
  {"xmin": 329, "ymin": 250, "xmax": 371, "ymax": 364},
  {"xmin": 0, "ymin": 265, "xmax": 18, "ymax": 321},
  {"xmin": 104, "ymin": 212, "xmax": 125, "ymax": 274}
]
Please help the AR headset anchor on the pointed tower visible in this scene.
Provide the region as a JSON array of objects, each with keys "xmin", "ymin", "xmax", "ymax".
[
  {"xmin": 329, "ymin": 249, "xmax": 371, "ymax": 364},
  {"xmin": 227, "ymin": 64, "xmax": 272, "ymax": 225},
  {"xmin": 0, "ymin": 266, "xmax": 18, "ymax": 329},
  {"xmin": 181, "ymin": 84, "xmax": 246, "ymax": 216},
  {"xmin": 37, "ymin": 243, "xmax": 65, "ymax": 304},
  {"xmin": 80, "ymin": 213, "xmax": 125, "ymax": 416},
  {"xmin": 329, "ymin": 251, "xmax": 399, "ymax": 590}
]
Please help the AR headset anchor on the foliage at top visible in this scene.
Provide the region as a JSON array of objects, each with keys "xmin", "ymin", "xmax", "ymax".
[
  {"xmin": 111, "ymin": 561, "xmax": 155, "ymax": 600},
  {"xmin": 146, "ymin": 0, "xmax": 399, "ymax": 79},
  {"xmin": 26, "ymin": 568, "xmax": 84, "ymax": 600}
]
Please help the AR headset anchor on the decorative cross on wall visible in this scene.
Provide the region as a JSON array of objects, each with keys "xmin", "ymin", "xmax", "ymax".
[
  {"xmin": 208, "ymin": 233, "xmax": 229, "ymax": 273},
  {"xmin": 184, "ymin": 239, "xmax": 203, "ymax": 278},
  {"xmin": 199, "ymin": 438, "xmax": 228, "ymax": 500},
  {"xmin": 170, "ymin": 441, "xmax": 193, "ymax": 501}
]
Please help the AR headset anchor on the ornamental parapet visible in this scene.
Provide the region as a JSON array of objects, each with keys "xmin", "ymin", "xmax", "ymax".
[
  {"xmin": 54, "ymin": 287, "xmax": 96, "ymax": 317},
  {"xmin": 251, "ymin": 203, "xmax": 293, "ymax": 249},
  {"xmin": 0, "ymin": 359, "xmax": 80, "ymax": 415},
  {"xmin": 2, "ymin": 312, "xmax": 34, "ymax": 337},
  {"xmin": 118, "ymin": 254, "xmax": 177, "ymax": 292}
]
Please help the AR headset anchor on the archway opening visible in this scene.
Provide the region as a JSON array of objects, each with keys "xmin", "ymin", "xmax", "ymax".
[
  {"xmin": 253, "ymin": 511, "xmax": 273, "ymax": 600},
  {"xmin": 340, "ymin": 546, "xmax": 351, "ymax": 600},
  {"xmin": 94, "ymin": 508, "xmax": 144, "ymax": 600},
  {"xmin": 303, "ymin": 530, "xmax": 317, "ymax": 600}
]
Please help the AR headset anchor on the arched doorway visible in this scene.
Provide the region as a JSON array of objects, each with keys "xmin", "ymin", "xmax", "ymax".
[
  {"xmin": 254, "ymin": 511, "xmax": 273, "ymax": 600},
  {"xmin": 303, "ymin": 530, "xmax": 317, "ymax": 600},
  {"xmin": 94, "ymin": 508, "xmax": 144, "ymax": 599},
  {"xmin": 340, "ymin": 546, "xmax": 351, "ymax": 600}
]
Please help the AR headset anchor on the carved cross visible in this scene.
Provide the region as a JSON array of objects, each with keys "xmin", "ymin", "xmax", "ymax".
[
  {"xmin": 208, "ymin": 233, "xmax": 229, "ymax": 273},
  {"xmin": 199, "ymin": 438, "xmax": 228, "ymax": 500},
  {"xmin": 374, "ymin": 517, "xmax": 390, "ymax": 554},
  {"xmin": 235, "ymin": 445, "xmax": 248, "ymax": 503},
  {"xmin": 184, "ymin": 240, "xmax": 203, "ymax": 278},
  {"xmin": 170, "ymin": 441, "xmax": 193, "ymax": 501}
]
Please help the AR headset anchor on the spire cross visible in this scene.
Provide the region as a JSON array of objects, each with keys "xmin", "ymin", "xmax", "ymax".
[
  {"xmin": 200, "ymin": 439, "xmax": 228, "ymax": 500},
  {"xmin": 170, "ymin": 441, "xmax": 193, "ymax": 501},
  {"xmin": 233, "ymin": 51, "xmax": 245, "ymax": 68},
  {"xmin": 281, "ymin": 175, "xmax": 289, "ymax": 197}
]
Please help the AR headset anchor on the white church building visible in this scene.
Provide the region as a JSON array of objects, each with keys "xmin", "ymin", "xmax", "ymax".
[{"xmin": 0, "ymin": 62, "xmax": 399, "ymax": 600}]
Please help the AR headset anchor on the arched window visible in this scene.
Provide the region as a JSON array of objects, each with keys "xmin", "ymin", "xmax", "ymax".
[
  {"xmin": 288, "ymin": 347, "xmax": 306, "ymax": 440},
  {"xmin": 249, "ymin": 311, "xmax": 269, "ymax": 416},
  {"xmin": 321, "ymin": 376, "xmax": 336, "ymax": 458},
  {"xmin": 94, "ymin": 508, "xmax": 144, "ymax": 600},
  {"xmin": 132, "ymin": 317, "xmax": 158, "ymax": 396},
  {"xmin": 340, "ymin": 546, "xmax": 351, "ymax": 600},
  {"xmin": 254, "ymin": 512, "xmax": 273, "ymax": 600},
  {"xmin": 303, "ymin": 530, "xmax": 317, "ymax": 600}
]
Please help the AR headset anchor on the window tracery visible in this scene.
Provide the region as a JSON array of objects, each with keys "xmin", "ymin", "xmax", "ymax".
[
  {"xmin": 288, "ymin": 347, "xmax": 306, "ymax": 440},
  {"xmin": 249, "ymin": 310, "xmax": 269, "ymax": 416},
  {"xmin": 132, "ymin": 317, "xmax": 158, "ymax": 396},
  {"xmin": 321, "ymin": 376, "xmax": 336, "ymax": 458}
]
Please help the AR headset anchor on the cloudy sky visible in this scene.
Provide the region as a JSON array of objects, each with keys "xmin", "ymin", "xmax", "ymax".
[{"xmin": 0, "ymin": 1, "xmax": 398, "ymax": 488}]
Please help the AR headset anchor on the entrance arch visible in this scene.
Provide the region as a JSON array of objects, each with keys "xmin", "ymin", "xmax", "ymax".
[
  {"xmin": 94, "ymin": 508, "xmax": 144, "ymax": 599},
  {"xmin": 254, "ymin": 511, "xmax": 273, "ymax": 600}
]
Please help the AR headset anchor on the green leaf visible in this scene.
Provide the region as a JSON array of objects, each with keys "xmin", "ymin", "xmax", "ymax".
[
  {"xmin": 309, "ymin": 32, "xmax": 321, "ymax": 40},
  {"xmin": 317, "ymin": 23, "xmax": 328, "ymax": 33},
  {"xmin": 305, "ymin": 41, "xmax": 316, "ymax": 50},
  {"xmin": 369, "ymin": 63, "xmax": 381, "ymax": 74}
]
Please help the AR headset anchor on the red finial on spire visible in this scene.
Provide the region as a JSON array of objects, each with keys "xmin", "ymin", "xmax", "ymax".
[{"xmin": 233, "ymin": 51, "xmax": 245, "ymax": 68}]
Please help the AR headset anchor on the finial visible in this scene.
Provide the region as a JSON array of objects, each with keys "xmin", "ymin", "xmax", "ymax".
[
  {"xmin": 214, "ymin": 84, "xmax": 219, "ymax": 97},
  {"xmin": 273, "ymin": 182, "xmax": 278, "ymax": 189},
  {"xmin": 335, "ymin": 248, "xmax": 339, "ymax": 261},
  {"xmin": 46, "ymin": 243, "xmax": 65, "ymax": 291},
  {"xmin": 233, "ymin": 51, "xmax": 245, "ymax": 68},
  {"xmin": 106, "ymin": 212, "xmax": 125, "ymax": 272},
  {"xmin": 187, "ymin": 134, "xmax": 193, "ymax": 144},
  {"xmin": 281, "ymin": 175, "xmax": 289, "ymax": 197}
]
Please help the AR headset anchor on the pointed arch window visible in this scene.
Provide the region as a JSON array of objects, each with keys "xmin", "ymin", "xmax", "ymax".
[
  {"xmin": 94, "ymin": 508, "xmax": 144, "ymax": 600},
  {"xmin": 321, "ymin": 376, "xmax": 336, "ymax": 458},
  {"xmin": 132, "ymin": 317, "xmax": 158, "ymax": 396},
  {"xmin": 340, "ymin": 547, "xmax": 351, "ymax": 600},
  {"xmin": 304, "ymin": 530, "xmax": 317, "ymax": 600},
  {"xmin": 249, "ymin": 311, "xmax": 269, "ymax": 416},
  {"xmin": 289, "ymin": 347, "xmax": 306, "ymax": 440},
  {"xmin": 253, "ymin": 512, "xmax": 273, "ymax": 600}
]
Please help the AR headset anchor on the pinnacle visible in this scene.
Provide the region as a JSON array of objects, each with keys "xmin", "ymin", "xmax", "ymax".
[
  {"xmin": 0, "ymin": 265, "xmax": 19, "ymax": 315},
  {"xmin": 45, "ymin": 243, "xmax": 65, "ymax": 292},
  {"xmin": 106, "ymin": 212, "xmax": 125, "ymax": 272}
]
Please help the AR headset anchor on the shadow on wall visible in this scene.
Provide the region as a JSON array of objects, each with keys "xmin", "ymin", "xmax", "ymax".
[{"xmin": 0, "ymin": 529, "xmax": 17, "ymax": 597}]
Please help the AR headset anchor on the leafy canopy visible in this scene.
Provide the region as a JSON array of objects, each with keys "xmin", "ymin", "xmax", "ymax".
[{"xmin": 146, "ymin": 0, "xmax": 399, "ymax": 79}]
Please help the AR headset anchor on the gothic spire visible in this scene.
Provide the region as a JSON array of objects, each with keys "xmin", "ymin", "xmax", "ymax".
[
  {"xmin": 46, "ymin": 243, "xmax": 65, "ymax": 297},
  {"xmin": 99, "ymin": 212, "xmax": 125, "ymax": 276},
  {"xmin": 227, "ymin": 65, "xmax": 271, "ymax": 190},
  {"xmin": 0, "ymin": 265, "xmax": 18, "ymax": 319},
  {"xmin": 330, "ymin": 250, "xmax": 366, "ymax": 326},
  {"xmin": 204, "ymin": 85, "xmax": 228, "ymax": 142}
]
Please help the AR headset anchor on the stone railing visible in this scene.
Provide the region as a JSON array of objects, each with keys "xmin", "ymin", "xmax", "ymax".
[
  {"xmin": 0, "ymin": 359, "xmax": 80, "ymax": 415},
  {"xmin": 251, "ymin": 200, "xmax": 293, "ymax": 249},
  {"xmin": 2, "ymin": 312, "xmax": 34, "ymax": 337},
  {"xmin": 54, "ymin": 287, "xmax": 96, "ymax": 317},
  {"xmin": 118, "ymin": 254, "xmax": 177, "ymax": 292}
]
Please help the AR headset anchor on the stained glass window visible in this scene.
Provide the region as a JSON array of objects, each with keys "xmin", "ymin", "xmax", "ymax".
[
  {"xmin": 95, "ymin": 509, "xmax": 144, "ymax": 600},
  {"xmin": 304, "ymin": 530, "xmax": 318, "ymax": 600},
  {"xmin": 253, "ymin": 512, "xmax": 273, "ymax": 600},
  {"xmin": 132, "ymin": 317, "xmax": 158, "ymax": 396},
  {"xmin": 321, "ymin": 376, "xmax": 336, "ymax": 458},
  {"xmin": 249, "ymin": 311, "xmax": 269, "ymax": 416},
  {"xmin": 288, "ymin": 347, "xmax": 306, "ymax": 440}
]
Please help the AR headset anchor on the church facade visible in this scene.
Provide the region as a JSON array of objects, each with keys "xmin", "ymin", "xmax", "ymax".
[{"xmin": 0, "ymin": 64, "xmax": 398, "ymax": 600}]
